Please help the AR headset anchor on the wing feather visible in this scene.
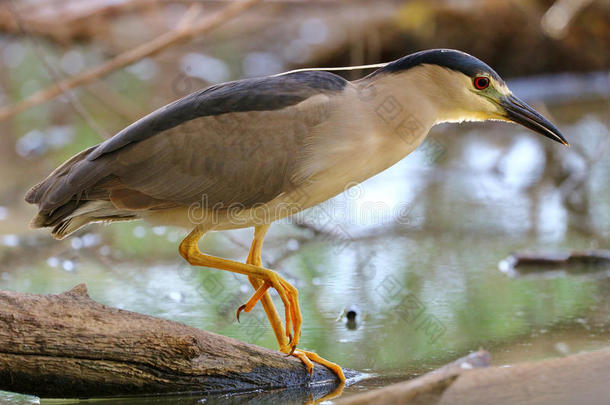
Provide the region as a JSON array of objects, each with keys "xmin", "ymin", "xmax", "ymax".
[
  {"xmin": 26, "ymin": 71, "xmax": 345, "ymax": 217},
  {"xmin": 111, "ymin": 102, "xmax": 330, "ymax": 208}
]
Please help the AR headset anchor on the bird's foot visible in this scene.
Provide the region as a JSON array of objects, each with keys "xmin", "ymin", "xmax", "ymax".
[
  {"xmin": 236, "ymin": 280, "xmax": 272, "ymax": 321},
  {"xmin": 290, "ymin": 348, "xmax": 346, "ymax": 382},
  {"xmin": 236, "ymin": 272, "xmax": 301, "ymax": 346}
]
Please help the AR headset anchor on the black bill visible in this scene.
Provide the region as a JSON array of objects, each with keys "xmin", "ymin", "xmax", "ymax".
[{"xmin": 500, "ymin": 95, "xmax": 569, "ymax": 146}]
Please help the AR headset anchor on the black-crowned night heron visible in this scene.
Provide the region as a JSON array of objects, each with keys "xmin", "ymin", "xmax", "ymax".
[{"xmin": 25, "ymin": 49, "xmax": 568, "ymax": 381}]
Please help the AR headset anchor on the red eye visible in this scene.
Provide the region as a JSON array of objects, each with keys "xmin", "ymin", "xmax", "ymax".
[{"xmin": 473, "ymin": 76, "xmax": 490, "ymax": 90}]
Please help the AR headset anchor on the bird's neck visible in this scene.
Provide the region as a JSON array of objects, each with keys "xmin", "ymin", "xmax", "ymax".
[
  {"xmin": 355, "ymin": 70, "xmax": 442, "ymax": 143},
  {"xmin": 358, "ymin": 64, "xmax": 485, "ymax": 132}
]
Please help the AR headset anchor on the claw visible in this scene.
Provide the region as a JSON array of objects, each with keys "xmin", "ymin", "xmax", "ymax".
[
  {"xmin": 284, "ymin": 344, "xmax": 297, "ymax": 357},
  {"xmin": 300, "ymin": 350, "xmax": 345, "ymax": 382},
  {"xmin": 292, "ymin": 350, "xmax": 315, "ymax": 378},
  {"xmin": 236, "ymin": 304, "xmax": 247, "ymax": 323}
]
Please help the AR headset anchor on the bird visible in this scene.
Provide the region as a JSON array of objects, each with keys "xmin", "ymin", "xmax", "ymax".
[{"xmin": 25, "ymin": 49, "xmax": 568, "ymax": 382}]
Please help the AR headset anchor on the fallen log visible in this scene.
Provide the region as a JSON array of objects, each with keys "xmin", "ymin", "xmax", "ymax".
[
  {"xmin": 338, "ymin": 348, "xmax": 610, "ymax": 405},
  {"xmin": 0, "ymin": 284, "xmax": 348, "ymax": 399}
]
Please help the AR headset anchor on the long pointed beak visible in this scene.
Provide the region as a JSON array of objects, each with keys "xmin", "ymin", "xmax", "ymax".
[{"xmin": 499, "ymin": 94, "xmax": 569, "ymax": 146}]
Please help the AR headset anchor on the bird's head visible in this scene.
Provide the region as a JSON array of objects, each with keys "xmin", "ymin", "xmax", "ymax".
[{"xmin": 373, "ymin": 49, "xmax": 569, "ymax": 146}]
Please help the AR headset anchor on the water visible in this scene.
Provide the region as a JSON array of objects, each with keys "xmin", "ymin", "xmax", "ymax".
[{"xmin": 0, "ymin": 94, "xmax": 609, "ymax": 403}]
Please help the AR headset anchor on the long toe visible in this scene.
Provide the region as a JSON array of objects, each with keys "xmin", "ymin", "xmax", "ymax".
[{"xmin": 292, "ymin": 349, "xmax": 345, "ymax": 382}]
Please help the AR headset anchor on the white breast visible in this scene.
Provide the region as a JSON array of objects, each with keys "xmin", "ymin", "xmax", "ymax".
[{"xmin": 281, "ymin": 82, "xmax": 436, "ymax": 211}]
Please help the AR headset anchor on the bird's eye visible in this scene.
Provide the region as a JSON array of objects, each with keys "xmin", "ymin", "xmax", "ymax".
[{"xmin": 473, "ymin": 76, "xmax": 490, "ymax": 90}]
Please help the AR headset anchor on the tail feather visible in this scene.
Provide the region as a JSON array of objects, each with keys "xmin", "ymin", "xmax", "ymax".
[
  {"xmin": 25, "ymin": 146, "xmax": 97, "ymax": 206},
  {"xmin": 52, "ymin": 217, "xmax": 91, "ymax": 240},
  {"xmin": 30, "ymin": 200, "xmax": 80, "ymax": 228},
  {"xmin": 44, "ymin": 200, "xmax": 137, "ymax": 239},
  {"xmin": 26, "ymin": 145, "xmax": 137, "ymax": 238}
]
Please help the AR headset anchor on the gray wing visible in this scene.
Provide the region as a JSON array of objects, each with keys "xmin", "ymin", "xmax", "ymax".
[
  {"xmin": 88, "ymin": 71, "xmax": 347, "ymax": 160},
  {"xmin": 26, "ymin": 71, "xmax": 347, "ymax": 213}
]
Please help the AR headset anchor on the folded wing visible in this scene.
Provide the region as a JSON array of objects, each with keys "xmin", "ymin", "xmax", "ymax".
[{"xmin": 25, "ymin": 71, "xmax": 346, "ymax": 236}]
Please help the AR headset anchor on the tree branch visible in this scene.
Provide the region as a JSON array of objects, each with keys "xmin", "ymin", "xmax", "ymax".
[{"xmin": 0, "ymin": 0, "xmax": 263, "ymax": 123}]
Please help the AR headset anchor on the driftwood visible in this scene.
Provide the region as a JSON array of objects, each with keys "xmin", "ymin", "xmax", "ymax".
[
  {"xmin": 507, "ymin": 250, "xmax": 610, "ymax": 267},
  {"xmin": 336, "ymin": 350, "xmax": 491, "ymax": 405},
  {"xmin": 500, "ymin": 250, "xmax": 610, "ymax": 277},
  {"xmin": 0, "ymin": 284, "xmax": 348, "ymax": 400},
  {"xmin": 339, "ymin": 348, "xmax": 610, "ymax": 405}
]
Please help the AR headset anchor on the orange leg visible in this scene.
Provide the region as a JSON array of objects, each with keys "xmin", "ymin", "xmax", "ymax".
[
  {"xmin": 239, "ymin": 225, "xmax": 346, "ymax": 382},
  {"xmin": 179, "ymin": 226, "xmax": 298, "ymax": 345},
  {"xmin": 178, "ymin": 225, "xmax": 345, "ymax": 383},
  {"xmin": 243, "ymin": 224, "xmax": 292, "ymax": 351}
]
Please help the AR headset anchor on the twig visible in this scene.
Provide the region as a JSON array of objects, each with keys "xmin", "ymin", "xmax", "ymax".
[
  {"xmin": 84, "ymin": 81, "xmax": 148, "ymax": 123},
  {"xmin": 0, "ymin": 0, "xmax": 263, "ymax": 122},
  {"xmin": 6, "ymin": 0, "xmax": 111, "ymax": 139},
  {"xmin": 0, "ymin": 0, "xmax": 171, "ymax": 43}
]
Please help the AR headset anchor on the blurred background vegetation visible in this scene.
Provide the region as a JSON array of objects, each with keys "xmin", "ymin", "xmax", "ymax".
[{"xmin": 0, "ymin": 0, "xmax": 608, "ymax": 403}]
